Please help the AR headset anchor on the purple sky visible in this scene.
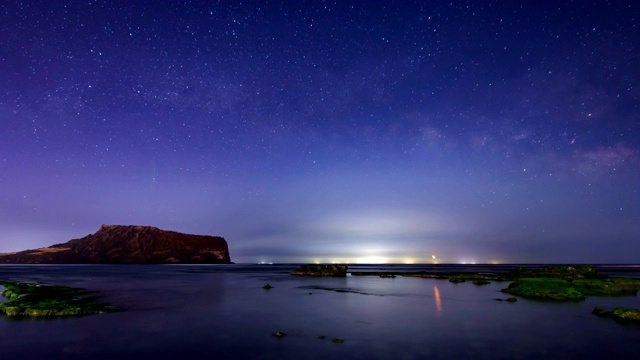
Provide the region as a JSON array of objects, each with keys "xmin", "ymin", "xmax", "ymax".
[{"xmin": 1, "ymin": 1, "xmax": 639, "ymax": 264}]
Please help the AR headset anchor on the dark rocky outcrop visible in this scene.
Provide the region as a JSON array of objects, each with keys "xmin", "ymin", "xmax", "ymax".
[
  {"xmin": 472, "ymin": 279, "xmax": 491, "ymax": 286},
  {"xmin": 0, "ymin": 225, "xmax": 231, "ymax": 264},
  {"xmin": 507, "ymin": 265, "xmax": 606, "ymax": 279},
  {"xmin": 291, "ymin": 264, "xmax": 347, "ymax": 277}
]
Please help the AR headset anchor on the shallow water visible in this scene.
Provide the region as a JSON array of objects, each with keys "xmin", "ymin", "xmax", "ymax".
[{"xmin": 0, "ymin": 264, "xmax": 638, "ymax": 359}]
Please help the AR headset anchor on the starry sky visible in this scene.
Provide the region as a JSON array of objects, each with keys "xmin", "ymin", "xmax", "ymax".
[{"xmin": 1, "ymin": 1, "xmax": 639, "ymax": 264}]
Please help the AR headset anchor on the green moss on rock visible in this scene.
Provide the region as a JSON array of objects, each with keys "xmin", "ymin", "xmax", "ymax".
[
  {"xmin": 290, "ymin": 264, "xmax": 347, "ymax": 277},
  {"xmin": 0, "ymin": 280, "xmax": 123, "ymax": 318},
  {"xmin": 611, "ymin": 307, "xmax": 640, "ymax": 321},
  {"xmin": 502, "ymin": 276, "xmax": 640, "ymax": 302},
  {"xmin": 571, "ymin": 278, "xmax": 640, "ymax": 297},
  {"xmin": 502, "ymin": 278, "xmax": 586, "ymax": 301},
  {"xmin": 593, "ymin": 306, "xmax": 640, "ymax": 323}
]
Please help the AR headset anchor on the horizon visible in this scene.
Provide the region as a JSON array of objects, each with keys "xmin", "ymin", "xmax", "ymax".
[{"xmin": 2, "ymin": 2, "xmax": 639, "ymax": 264}]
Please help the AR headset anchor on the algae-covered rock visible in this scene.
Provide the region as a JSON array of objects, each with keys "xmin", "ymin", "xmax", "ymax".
[
  {"xmin": 0, "ymin": 280, "xmax": 123, "ymax": 318},
  {"xmin": 502, "ymin": 276, "xmax": 640, "ymax": 302},
  {"xmin": 592, "ymin": 306, "xmax": 640, "ymax": 323},
  {"xmin": 611, "ymin": 307, "xmax": 640, "ymax": 321},
  {"xmin": 502, "ymin": 278, "xmax": 586, "ymax": 301},
  {"xmin": 572, "ymin": 278, "xmax": 639, "ymax": 297},
  {"xmin": 290, "ymin": 264, "xmax": 347, "ymax": 277}
]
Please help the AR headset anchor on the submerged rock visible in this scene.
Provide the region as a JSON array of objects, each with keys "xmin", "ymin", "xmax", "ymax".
[
  {"xmin": 290, "ymin": 264, "xmax": 347, "ymax": 277},
  {"xmin": 592, "ymin": 306, "xmax": 610, "ymax": 317},
  {"xmin": 472, "ymin": 279, "xmax": 491, "ymax": 286},
  {"xmin": 272, "ymin": 331, "xmax": 286, "ymax": 338},
  {"xmin": 263, "ymin": 284, "xmax": 273, "ymax": 290},
  {"xmin": 495, "ymin": 297, "xmax": 517, "ymax": 302},
  {"xmin": 0, "ymin": 280, "xmax": 123, "ymax": 318}
]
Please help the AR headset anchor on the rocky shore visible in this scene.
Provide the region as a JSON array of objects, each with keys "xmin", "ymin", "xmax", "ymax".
[
  {"xmin": 0, "ymin": 280, "xmax": 123, "ymax": 317},
  {"xmin": 351, "ymin": 265, "xmax": 640, "ymax": 301}
]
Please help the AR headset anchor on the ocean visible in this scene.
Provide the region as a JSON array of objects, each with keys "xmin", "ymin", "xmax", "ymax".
[{"xmin": 1, "ymin": 264, "xmax": 639, "ymax": 359}]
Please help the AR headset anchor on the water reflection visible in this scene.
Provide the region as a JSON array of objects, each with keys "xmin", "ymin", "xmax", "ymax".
[
  {"xmin": 433, "ymin": 286, "xmax": 441, "ymax": 314},
  {"xmin": 1, "ymin": 265, "xmax": 639, "ymax": 359}
]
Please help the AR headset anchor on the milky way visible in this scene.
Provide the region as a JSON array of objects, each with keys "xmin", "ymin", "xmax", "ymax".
[{"xmin": 1, "ymin": 1, "xmax": 639, "ymax": 263}]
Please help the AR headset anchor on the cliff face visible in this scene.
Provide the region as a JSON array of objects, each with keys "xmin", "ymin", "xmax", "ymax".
[{"xmin": 0, "ymin": 225, "xmax": 231, "ymax": 264}]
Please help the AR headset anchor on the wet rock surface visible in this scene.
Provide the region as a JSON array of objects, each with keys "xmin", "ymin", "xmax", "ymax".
[
  {"xmin": 0, "ymin": 280, "xmax": 123, "ymax": 318},
  {"xmin": 290, "ymin": 264, "xmax": 347, "ymax": 277}
]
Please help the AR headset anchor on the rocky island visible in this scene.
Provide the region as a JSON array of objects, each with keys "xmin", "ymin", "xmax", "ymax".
[{"xmin": 0, "ymin": 225, "xmax": 231, "ymax": 264}]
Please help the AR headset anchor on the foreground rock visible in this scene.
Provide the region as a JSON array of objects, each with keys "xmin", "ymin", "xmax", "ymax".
[
  {"xmin": 502, "ymin": 266, "xmax": 640, "ymax": 301},
  {"xmin": 291, "ymin": 264, "xmax": 347, "ymax": 277},
  {"xmin": 0, "ymin": 225, "xmax": 231, "ymax": 264},
  {"xmin": 0, "ymin": 280, "xmax": 123, "ymax": 317},
  {"xmin": 593, "ymin": 306, "xmax": 640, "ymax": 323},
  {"xmin": 502, "ymin": 279, "xmax": 586, "ymax": 301}
]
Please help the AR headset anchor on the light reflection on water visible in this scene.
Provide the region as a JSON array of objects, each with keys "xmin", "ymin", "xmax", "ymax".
[
  {"xmin": 434, "ymin": 286, "xmax": 442, "ymax": 314},
  {"xmin": 0, "ymin": 264, "xmax": 638, "ymax": 359}
]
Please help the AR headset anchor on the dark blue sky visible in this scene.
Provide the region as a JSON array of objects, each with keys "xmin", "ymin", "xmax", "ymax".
[{"xmin": 1, "ymin": 1, "xmax": 639, "ymax": 263}]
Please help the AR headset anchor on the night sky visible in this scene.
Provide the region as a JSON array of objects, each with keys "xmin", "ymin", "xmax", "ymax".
[{"xmin": 1, "ymin": 1, "xmax": 639, "ymax": 264}]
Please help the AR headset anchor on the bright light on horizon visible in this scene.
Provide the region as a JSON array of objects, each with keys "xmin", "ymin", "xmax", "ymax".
[{"xmin": 356, "ymin": 256, "xmax": 387, "ymax": 264}]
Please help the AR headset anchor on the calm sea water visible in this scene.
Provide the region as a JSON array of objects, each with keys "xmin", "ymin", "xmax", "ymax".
[{"xmin": 1, "ymin": 264, "xmax": 639, "ymax": 359}]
